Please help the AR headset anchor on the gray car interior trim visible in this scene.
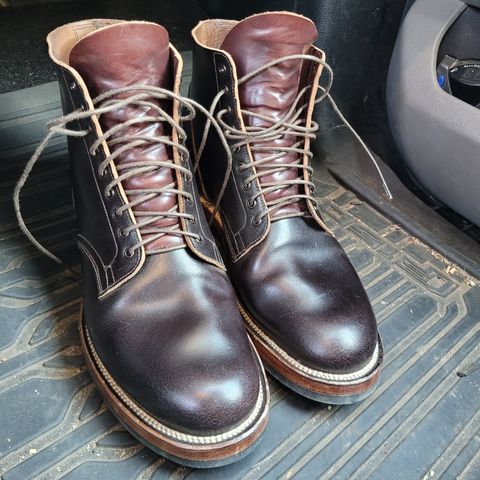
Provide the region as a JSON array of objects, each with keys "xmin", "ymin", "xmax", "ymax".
[{"xmin": 387, "ymin": 0, "xmax": 480, "ymax": 227}]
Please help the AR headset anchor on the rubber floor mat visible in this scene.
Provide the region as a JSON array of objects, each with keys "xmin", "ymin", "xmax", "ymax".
[{"xmin": 0, "ymin": 66, "xmax": 479, "ymax": 480}]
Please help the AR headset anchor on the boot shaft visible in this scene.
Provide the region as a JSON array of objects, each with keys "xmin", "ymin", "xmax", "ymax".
[
  {"xmin": 48, "ymin": 20, "xmax": 222, "ymax": 296},
  {"xmin": 190, "ymin": 12, "xmax": 327, "ymax": 261},
  {"xmin": 221, "ymin": 13, "xmax": 317, "ymax": 219},
  {"xmin": 190, "ymin": 13, "xmax": 382, "ymax": 403}
]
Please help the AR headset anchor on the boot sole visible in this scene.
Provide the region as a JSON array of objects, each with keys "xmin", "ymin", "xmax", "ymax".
[
  {"xmin": 238, "ymin": 303, "xmax": 383, "ymax": 405},
  {"xmin": 79, "ymin": 316, "xmax": 269, "ymax": 468}
]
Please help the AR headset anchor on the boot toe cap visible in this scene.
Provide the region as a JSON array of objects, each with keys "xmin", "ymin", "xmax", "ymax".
[
  {"xmin": 84, "ymin": 252, "xmax": 267, "ymax": 439},
  {"xmin": 89, "ymin": 319, "xmax": 265, "ymax": 437},
  {"xmin": 292, "ymin": 314, "xmax": 380, "ymax": 374}
]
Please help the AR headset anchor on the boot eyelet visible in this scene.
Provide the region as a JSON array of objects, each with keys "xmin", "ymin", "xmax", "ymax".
[
  {"xmin": 233, "ymin": 146, "xmax": 241, "ymax": 154},
  {"xmin": 186, "ymin": 196, "xmax": 193, "ymax": 205},
  {"xmin": 98, "ymin": 169, "xmax": 106, "ymax": 177},
  {"xmin": 190, "ymin": 216, "xmax": 196, "ymax": 224},
  {"xmin": 218, "ymin": 64, "xmax": 227, "ymax": 74},
  {"xmin": 247, "ymin": 198, "xmax": 256, "ymax": 209},
  {"xmin": 119, "ymin": 229, "xmax": 129, "ymax": 238},
  {"xmin": 70, "ymin": 82, "xmax": 77, "ymax": 91},
  {"xmin": 196, "ymin": 236, "xmax": 204, "ymax": 244},
  {"xmin": 114, "ymin": 209, "xmax": 122, "ymax": 217},
  {"xmin": 252, "ymin": 216, "xmax": 261, "ymax": 226},
  {"xmin": 105, "ymin": 189, "xmax": 115, "ymax": 198},
  {"xmin": 242, "ymin": 181, "xmax": 251, "ymax": 190},
  {"xmin": 235, "ymin": 162, "xmax": 245, "ymax": 172},
  {"xmin": 124, "ymin": 248, "xmax": 134, "ymax": 258}
]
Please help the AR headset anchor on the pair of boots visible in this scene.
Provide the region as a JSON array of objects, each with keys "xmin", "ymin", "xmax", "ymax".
[{"xmin": 17, "ymin": 12, "xmax": 382, "ymax": 468}]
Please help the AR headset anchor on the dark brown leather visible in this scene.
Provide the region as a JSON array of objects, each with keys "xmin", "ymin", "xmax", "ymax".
[
  {"xmin": 82, "ymin": 250, "xmax": 263, "ymax": 434},
  {"xmin": 228, "ymin": 218, "xmax": 377, "ymax": 373},
  {"xmin": 221, "ymin": 13, "xmax": 318, "ymax": 219},
  {"xmin": 190, "ymin": 47, "xmax": 270, "ymax": 261},
  {"xmin": 70, "ymin": 23, "xmax": 183, "ymax": 252},
  {"xmin": 191, "ymin": 12, "xmax": 380, "ymax": 376},
  {"xmin": 58, "ymin": 65, "xmax": 144, "ymax": 294},
  {"xmin": 53, "ymin": 21, "xmax": 265, "ymax": 437}
]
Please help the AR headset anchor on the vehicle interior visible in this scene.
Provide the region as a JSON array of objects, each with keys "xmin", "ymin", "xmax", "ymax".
[{"xmin": 0, "ymin": 0, "xmax": 479, "ymax": 478}]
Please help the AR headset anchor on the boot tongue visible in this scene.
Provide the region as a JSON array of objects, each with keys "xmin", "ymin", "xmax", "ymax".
[
  {"xmin": 221, "ymin": 13, "xmax": 318, "ymax": 218},
  {"xmin": 69, "ymin": 23, "xmax": 185, "ymax": 252},
  {"xmin": 69, "ymin": 22, "xmax": 171, "ymax": 96}
]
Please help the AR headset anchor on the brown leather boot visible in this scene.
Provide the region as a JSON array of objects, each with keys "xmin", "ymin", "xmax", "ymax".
[
  {"xmin": 38, "ymin": 20, "xmax": 268, "ymax": 466},
  {"xmin": 190, "ymin": 12, "xmax": 383, "ymax": 404}
]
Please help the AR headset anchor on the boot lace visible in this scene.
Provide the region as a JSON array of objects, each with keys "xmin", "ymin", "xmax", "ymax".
[
  {"xmin": 209, "ymin": 54, "xmax": 392, "ymax": 222},
  {"xmin": 14, "ymin": 85, "xmax": 231, "ymax": 265}
]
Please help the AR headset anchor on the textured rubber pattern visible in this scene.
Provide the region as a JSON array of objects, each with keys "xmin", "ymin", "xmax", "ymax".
[{"xmin": 1, "ymin": 61, "xmax": 480, "ymax": 479}]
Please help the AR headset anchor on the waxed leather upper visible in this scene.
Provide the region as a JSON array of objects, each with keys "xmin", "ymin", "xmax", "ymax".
[
  {"xmin": 52, "ymin": 20, "xmax": 265, "ymax": 436},
  {"xmin": 69, "ymin": 23, "xmax": 184, "ymax": 252},
  {"xmin": 228, "ymin": 217, "xmax": 378, "ymax": 374},
  {"xmin": 191, "ymin": 12, "xmax": 380, "ymax": 375},
  {"xmin": 221, "ymin": 13, "xmax": 318, "ymax": 219},
  {"xmin": 82, "ymin": 250, "xmax": 263, "ymax": 434}
]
